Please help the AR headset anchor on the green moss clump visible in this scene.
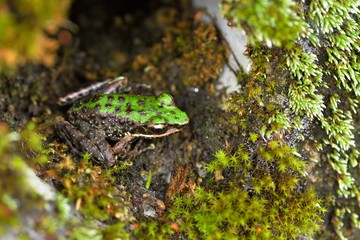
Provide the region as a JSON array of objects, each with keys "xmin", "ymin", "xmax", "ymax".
[
  {"xmin": 220, "ymin": 0, "xmax": 360, "ymax": 238},
  {"xmin": 178, "ymin": 146, "xmax": 324, "ymax": 239},
  {"xmin": 220, "ymin": 0, "xmax": 308, "ymax": 47},
  {"xmin": 135, "ymin": 144, "xmax": 325, "ymax": 239}
]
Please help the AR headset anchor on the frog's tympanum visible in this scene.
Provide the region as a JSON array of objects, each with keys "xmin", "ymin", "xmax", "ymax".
[{"xmin": 56, "ymin": 91, "xmax": 189, "ymax": 166}]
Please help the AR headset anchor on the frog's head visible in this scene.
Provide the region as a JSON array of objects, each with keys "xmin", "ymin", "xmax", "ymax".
[{"xmin": 147, "ymin": 93, "xmax": 189, "ymax": 130}]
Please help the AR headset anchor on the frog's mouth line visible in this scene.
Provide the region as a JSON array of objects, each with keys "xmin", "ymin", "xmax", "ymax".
[{"xmin": 129, "ymin": 128, "xmax": 181, "ymax": 138}]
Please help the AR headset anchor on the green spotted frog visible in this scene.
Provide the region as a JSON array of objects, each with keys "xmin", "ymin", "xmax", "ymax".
[{"xmin": 55, "ymin": 78, "xmax": 189, "ymax": 166}]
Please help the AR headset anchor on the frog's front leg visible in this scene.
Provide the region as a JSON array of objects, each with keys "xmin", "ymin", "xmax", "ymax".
[
  {"xmin": 55, "ymin": 117, "xmax": 116, "ymax": 166},
  {"xmin": 112, "ymin": 135, "xmax": 135, "ymax": 155}
]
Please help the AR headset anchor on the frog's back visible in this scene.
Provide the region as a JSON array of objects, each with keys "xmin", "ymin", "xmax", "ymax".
[{"xmin": 70, "ymin": 93, "xmax": 188, "ymax": 126}]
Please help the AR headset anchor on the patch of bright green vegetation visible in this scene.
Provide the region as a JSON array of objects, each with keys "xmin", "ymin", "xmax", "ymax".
[
  {"xmin": 289, "ymin": 1, "xmax": 360, "ymax": 237},
  {"xmin": 135, "ymin": 144, "xmax": 325, "ymax": 239},
  {"xmin": 221, "ymin": 0, "xmax": 359, "ymax": 238},
  {"xmin": 177, "ymin": 146, "xmax": 324, "ymax": 239},
  {"xmin": 220, "ymin": 0, "xmax": 308, "ymax": 47}
]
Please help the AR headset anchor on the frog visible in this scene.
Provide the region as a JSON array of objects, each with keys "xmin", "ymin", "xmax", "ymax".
[{"xmin": 55, "ymin": 77, "xmax": 189, "ymax": 166}]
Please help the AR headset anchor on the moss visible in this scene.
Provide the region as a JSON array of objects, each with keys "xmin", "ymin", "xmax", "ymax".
[
  {"xmin": 131, "ymin": 20, "xmax": 227, "ymax": 90},
  {"xmin": 220, "ymin": 0, "xmax": 360, "ymax": 238},
  {"xmin": 135, "ymin": 144, "xmax": 325, "ymax": 239},
  {"xmin": 134, "ymin": 33, "xmax": 326, "ymax": 238},
  {"xmin": 220, "ymin": 0, "xmax": 308, "ymax": 47},
  {"xmin": 2, "ymin": 0, "xmax": 358, "ymax": 238},
  {"xmin": 133, "ymin": 221, "xmax": 175, "ymax": 240},
  {"xmin": 0, "ymin": 0, "xmax": 72, "ymax": 72},
  {"xmin": 0, "ymin": 121, "xmax": 133, "ymax": 239},
  {"xmin": 69, "ymin": 222, "xmax": 131, "ymax": 240},
  {"xmin": 39, "ymin": 140, "xmax": 136, "ymax": 237},
  {"xmin": 0, "ymin": 122, "xmax": 51, "ymax": 236}
]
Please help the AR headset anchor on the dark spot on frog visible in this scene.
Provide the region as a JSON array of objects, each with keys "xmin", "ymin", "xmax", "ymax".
[
  {"xmin": 126, "ymin": 102, "xmax": 133, "ymax": 111},
  {"xmin": 137, "ymin": 99, "xmax": 145, "ymax": 106},
  {"xmin": 170, "ymin": 110, "xmax": 176, "ymax": 114},
  {"xmin": 118, "ymin": 97, "xmax": 125, "ymax": 103},
  {"xmin": 94, "ymin": 104, "xmax": 101, "ymax": 112},
  {"xmin": 157, "ymin": 112, "xmax": 162, "ymax": 116},
  {"xmin": 114, "ymin": 107, "xmax": 121, "ymax": 114},
  {"xmin": 105, "ymin": 103, "xmax": 112, "ymax": 108},
  {"xmin": 126, "ymin": 103, "xmax": 133, "ymax": 114},
  {"xmin": 107, "ymin": 96, "xmax": 113, "ymax": 102}
]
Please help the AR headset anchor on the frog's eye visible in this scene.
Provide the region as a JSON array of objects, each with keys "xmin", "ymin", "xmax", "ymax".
[{"xmin": 157, "ymin": 93, "xmax": 175, "ymax": 107}]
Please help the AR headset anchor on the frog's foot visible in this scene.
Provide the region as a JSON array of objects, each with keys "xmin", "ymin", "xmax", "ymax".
[
  {"xmin": 112, "ymin": 136, "xmax": 155, "ymax": 160},
  {"xmin": 55, "ymin": 117, "xmax": 116, "ymax": 166},
  {"xmin": 112, "ymin": 135, "xmax": 135, "ymax": 155}
]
